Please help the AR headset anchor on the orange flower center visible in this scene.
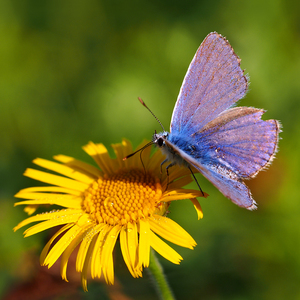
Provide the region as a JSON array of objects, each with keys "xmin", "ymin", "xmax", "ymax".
[{"xmin": 83, "ymin": 169, "xmax": 163, "ymax": 225}]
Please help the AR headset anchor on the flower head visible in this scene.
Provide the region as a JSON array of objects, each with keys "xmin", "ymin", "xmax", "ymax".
[{"xmin": 14, "ymin": 139, "xmax": 207, "ymax": 290}]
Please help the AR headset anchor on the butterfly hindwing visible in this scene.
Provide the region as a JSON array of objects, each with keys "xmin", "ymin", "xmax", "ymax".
[
  {"xmin": 193, "ymin": 106, "xmax": 280, "ymax": 178},
  {"xmin": 167, "ymin": 106, "xmax": 280, "ymax": 209},
  {"xmin": 164, "ymin": 138, "xmax": 257, "ymax": 210},
  {"xmin": 191, "ymin": 160, "xmax": 257, "ymax": 210}
]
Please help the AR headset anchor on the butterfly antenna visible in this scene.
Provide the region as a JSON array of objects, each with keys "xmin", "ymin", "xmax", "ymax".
[
  {"xmin": 123, "ymin": 141, "xmax": 153, "ymax": 160},
  {"xmin": 188, "ymin": 166, "xmax": 205, "ymax": 197},
  {"xmin": 138, "ymin": 97, "xmax": 165, "ymax": 131}
]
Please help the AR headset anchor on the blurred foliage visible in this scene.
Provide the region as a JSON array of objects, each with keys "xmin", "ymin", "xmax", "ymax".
[{"xmin": 1, "ymin": 0, "xmax": 300, "ymax": 299}]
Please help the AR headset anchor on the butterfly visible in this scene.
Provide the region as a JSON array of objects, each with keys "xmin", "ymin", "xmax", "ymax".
[{"xmin": 145, "ymin": 32, "xmax": 280, "ymax": 210}]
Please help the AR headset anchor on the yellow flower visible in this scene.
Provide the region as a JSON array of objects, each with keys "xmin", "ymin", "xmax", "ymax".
[{"xmin": 14, "ymin": 139, "xmax": 207, "ymax": 290}]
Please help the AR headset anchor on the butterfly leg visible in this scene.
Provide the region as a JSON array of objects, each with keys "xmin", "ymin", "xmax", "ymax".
[
  {"xmin": 160, "ymin": 159, "xmax": 168, "ymax": 174},
  {"xmin": 188, "ymin": 165, "xmax": 205, "ymax": 196},
  {"xmin": 165, "ymin": 162, "xmax": 177, "ymax": 189},
  {"xmin": 165, "ymin": 162, "xmax": 176, "ymax": 176}
]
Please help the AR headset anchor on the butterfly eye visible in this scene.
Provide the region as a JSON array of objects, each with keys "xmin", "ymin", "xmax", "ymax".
[{"xmin": 157, "ymin": 138, "xmax": 164, "ymax": 147}]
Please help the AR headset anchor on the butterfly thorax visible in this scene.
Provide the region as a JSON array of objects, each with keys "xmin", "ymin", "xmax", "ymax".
[{"xmin": 153, "ymin": 131, "xmax": 190, "ymax": 167}]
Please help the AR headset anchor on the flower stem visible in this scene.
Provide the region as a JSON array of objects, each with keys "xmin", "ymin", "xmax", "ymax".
[{"xmin": 148, "ymin": 249, "xmax": 176, "ymax": 300}]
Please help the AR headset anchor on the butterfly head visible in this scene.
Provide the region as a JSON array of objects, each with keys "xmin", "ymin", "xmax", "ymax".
[{"xmin": 153, "ymin": 131, "xmax": 169, "ymax": 148}]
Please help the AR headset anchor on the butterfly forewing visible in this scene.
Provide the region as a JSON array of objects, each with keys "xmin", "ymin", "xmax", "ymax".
[{"xmin": 170, "ymin": 32, "xmax": 248, "ymax": 135}]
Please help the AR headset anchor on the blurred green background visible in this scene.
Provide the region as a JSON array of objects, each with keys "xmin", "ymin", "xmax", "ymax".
[{"xmin": 1, "ymin": 0, "xmax": 299, "ymax": 299}]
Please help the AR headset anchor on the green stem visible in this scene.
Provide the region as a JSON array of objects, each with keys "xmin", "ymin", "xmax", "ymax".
[{"xmin": 147, "ymin": 249, "xmax": 176, "ymax": 300}]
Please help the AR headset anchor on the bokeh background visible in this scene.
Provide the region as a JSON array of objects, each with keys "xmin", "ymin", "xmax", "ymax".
[{"xmin": 1, "ymin": 0, "xmax": 299, "ymax": 299}]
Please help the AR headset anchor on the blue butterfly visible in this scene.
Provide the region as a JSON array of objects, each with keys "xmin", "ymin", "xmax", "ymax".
[{"xmin": 148, "ymin": 32, "xmax": 280, "ymax": 210}]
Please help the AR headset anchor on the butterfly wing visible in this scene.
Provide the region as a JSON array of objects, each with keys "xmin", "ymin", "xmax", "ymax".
[
  {"xmin": 165, "ymin": 138, "xmax": 257, "ymax": 210},
  {"xmin": 195, "ymin": 107, "xmax": 280, "ymax": 178},
  {"xmin": 167, "ymin": 107, "xmax": 280, "ymax": 209},
  {"xmin": 170, "ymin": 32, "xmax": 248, "ymax": 135}
]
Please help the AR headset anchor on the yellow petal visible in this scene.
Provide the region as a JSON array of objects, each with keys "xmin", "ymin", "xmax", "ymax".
[
  {"xmin": 162, "ymin": 189, "xmax": 208, "ymax": 202},
  {"xmin": 22, "ymin": 212, "xmax": 84, "ymax": 237},
  {"xmin": 190, "ymin": 198, "xmax": 203, "ymax": 220},
  {"xmin": 24, "ymin": 205, "xmax": 39, "ymax": 215},
  {"xmin": 149, "ymin": 215, "xmax": 196, "ymax": 249},
  {"xmin": 32, "ymin": 158, "xmax": 96, "ymax": 184},
  {"xmin": 14, "ymin": 197, "xmax": 82, "ymax": 210},
  {"xmin": 146, "ymin": 149, "xmax": 166, "ymax": 173},
  {"xmin": 120, "ymin": 225, "xmax": 141, "ymax": 278},
  {"xmin": 106, "ymin": 255, "xmax": 114, "ymax": 285},
  {"xmin": 129, "ymin": 139, "xmax": 151, "ymax": 169},
  {"xmin": 40, "ymin": 224, "xmax": 73, "ymax": 265},
  {"xmin": 120, "ymin": 227, "xmax": 135, "ymax": 277},
  {"xmin": 161, "ymin": 165, "xmax": 194, "ymax": 186},
  {"xmin": 76, "ymin": 224, "xmax": 104, "ymax": 273},
  {"xmin": 54, "ymin": 154, "xmax": 103, "ymax": 178},
  {"xmin": 14, "ymin": 193, "xmax": 81, "ymax": 210},
  {"xmin": 111, "ymin": 143, "xmax": 128, "ymax": 169},
  {"xmin": 15, "ymin": 190, "xmax": 82, "ymax": 204},
  {"xmin": 60, "ymin": 221, "xmax": 93, "ymax": 281},
  {"xmin": 101, "ymin": 225, "xmax": 121, "ymax": 285},
  {"xmin": 81, "ymin": 233, "xmax": 99, "ymax": 292},
  {"xmin": 91, "ymin": 225, "xmax": 110, "ymax": 278},
  {"xmin": 126, "ymin": 222, "xmax": 139, "ymax": 275},
  {"xmin": 101, "ymin": 225, "xmax": 121, "ymax": 277},
  {"xmin": 13, "ymin": 209, "xmax": 83, "ymax": 232},
  {"xmin": 81, "ymin": 273, "xmax": 88, "ymax": 292},
  {"xmin": 43, "ymin": 215, "xmax": 90, "ymax": 268},
  {"xmin": 83, "ymin": 142, "xmax": 118, "ymax": 175},
  {"xmin": 137, "ymin": 140, "xmax": 152, "ymax": 170},
  {"xmin": 150, "ymin": 231, "xmax": 182, "ymax": 264},
  {"xmin": 138, "ymin": 219, "xmax": 150, "ymax": 268},
  {"xmin": 167, "ymin": 176, "xmax": 193, "ymax": 190},
  {"xmin": 23, "ymin": 168, "xmax": 89, "ymax": 191},
  {"xmin": 16, "ymin": 186, "xmax": 82, "ymax": 196}
]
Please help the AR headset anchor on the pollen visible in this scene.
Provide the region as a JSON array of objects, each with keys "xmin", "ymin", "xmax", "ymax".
[{"xmin": 83, "ymin": 169, "xmax": 162, "ymax": 225}]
